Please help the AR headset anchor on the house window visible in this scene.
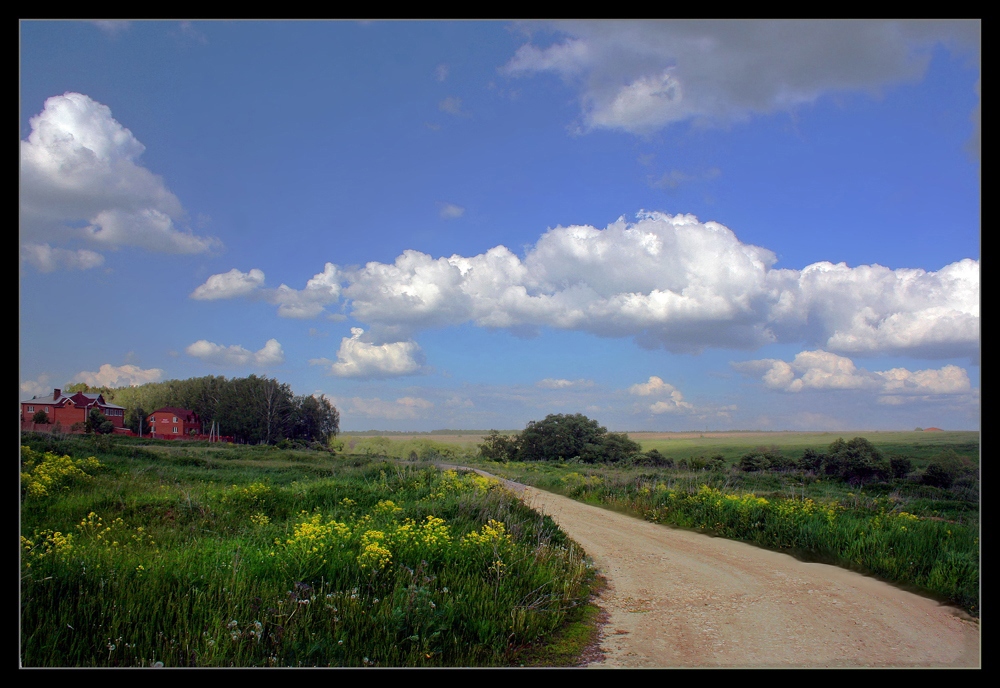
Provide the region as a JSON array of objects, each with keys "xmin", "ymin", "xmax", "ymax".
[
  {"xmin": 173, "ymin": 427, "xmax": 178, "ymax": 434},
  {"xmin": 173, "ymin": 416, "xmax": 178, "ymax": 423},
  {"xmin": 27, "ymin": 406, "xmax": 34, "ymax": 412}
]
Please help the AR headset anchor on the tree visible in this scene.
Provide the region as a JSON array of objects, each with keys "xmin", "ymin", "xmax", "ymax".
[
  {"xmin": 31, "ymin": 409, "xmax": 50, "ymax": 424},
  {"xmin": 86, "ymin": 408, "xmax": 114, "ymax": 434},
  {"xmin": 478, "ymin": 430, "xmax": 520, "ymax": 463},
  {"xmin": 889, "ymin": 455, "xmax": 913, "ymax": 479},
  {"xmin": 126, "ymin": 406, "xmax": 149, "ymax": 436},
  {"xmin": 518, "ymin": 413, "xmax": 607, "ymax": 462},
  {"xmin": 826, "ymin": 437, "xmax": 889, "ymax": 485}
]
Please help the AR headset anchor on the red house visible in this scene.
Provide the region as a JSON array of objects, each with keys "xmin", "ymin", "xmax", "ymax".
[
  {"xmin": 20, "ymin": 388, "xmax": 126, "ymax": 429},
  {"xmin": 148, "ymin": 407, "xmax": 201, "ymax": 438}
]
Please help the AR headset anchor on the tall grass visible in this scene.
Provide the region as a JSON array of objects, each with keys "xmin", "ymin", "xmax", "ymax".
[
  {"xmin": 481, "ymin": 461, "xmax": 979, "ymax": 616},
  {"xmin": 20, "ymin": 441, "xmax": 595, "ymax": 667}
]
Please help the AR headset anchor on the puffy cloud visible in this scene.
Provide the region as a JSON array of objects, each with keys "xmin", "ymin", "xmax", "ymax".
[
  {"xmin": 190, "ymin": 268, "xmax": 266, "ymax": 300},
  {"xmin": 629, "ymin": 376, "xmax": 693, "ymax": 413},
  {"xmin": 766, "ymin": 258, "xmax": 979, "ymax": 359},
  {"xmin": 537, "ymin": 378, "xmax": 594, "ymax": 389},
  {"xmin": 323, "ymin": 328, "xmax": 423, "ymax": 378},
  {"xmin": 20, "ymin": 243, "xmax": 104, "ymax": 272},
  {"xmin": 20, "ymin": 373, "xmax": 51, "ymax": 398},
  {"xmin": 73, "ymin": 364, "xmax": 164, "ymax": 388},
  {"xmin": 340, "ymin": 212, "xmax": 978, "ymax": 359},
  {"xmin": 190, "ymin": 263, "xmax": 342, "ymax": 319},
  {"xmin": 20, "ymin": 93, "xmax": 219, "ymax": 265},
  {"xmin": 185, "ymin": 338, "xmax": 284, "ymax": 367},
  {"xmin": 271, "ymin": 263, "xmax": 343, "ymax": 319},
  {"xmin": 439, "ymin": 203, "xmax": 465, "ymax": 219},
  {"xmin": 435, "ymin": 64, "xmax": 449, "ymax": 82},
  {"xmin": 503, "ymin": 21, "xmax": 979, "ymax": 137},
  {"xmin": 194, "ymin": 212, "xmax": 977, "ymax": 361},
  {"xmin": 734, "ymin": 350, "xmax": 972, "ymax": 402},
  {"xmin": 876, "ymin": 365, "xmax": 971, "ymax": 395}
]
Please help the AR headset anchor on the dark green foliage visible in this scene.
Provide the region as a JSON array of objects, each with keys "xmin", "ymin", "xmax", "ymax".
[
  {"xmin": 519, "ymin": 414, "xmax": 607, "ymax": 462},
  {"xmin": 828, "ymin": 437, "xmax": 889, "ymax": 485},
  {"xmin": 706, "ymin": 455, "xmax": 726, "ymax": 471},
  {"xmin": 97, "ymin": 375, "xmax": 339, "ymax": 446},
  {"xmin": 798, "ymin": 448, "xmax": 824, "ymax": 472},
  {"xmin": 738, "ymin": 452, "xmax": 768, "ymax": 472},
  {"xmin": 512, "ymin": 414, "xmax": 642, "ymax": 464},
  {"xmin": 125, "ymin": 406, "xmax": 149, "ymax": 435},
  {"xmin": 630, "ymin": 449, "xmax": 673, "ymax": 468},
  {"xmin": 889, "ymin": 455, "xmax": 913, "ymax": 479},
  {"xmin": 478, "ymin": 430, "xmax": 521, "ymax": 463},
  {"xmin": 583, "ymin": 432, "xmax": 641, "ymax": 464},
  {"xmin": 86, "ymin": 408, "xmax": 114, "ymax": 434},
  {"xmin": 31, "ymin": 409, "xmax": 49, "ymax": 424},
  {"xmin": 922, "ymin": 463, "xmax": 954, "ymax": 488}
]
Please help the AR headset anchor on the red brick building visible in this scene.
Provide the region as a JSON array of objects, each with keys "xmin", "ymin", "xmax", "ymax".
[
  {"xmin": 148, "ymin": 407, "xmax": 201, "ymax": 438},
  {"xmin": 20, "ymin": 388, "xmax": 126, "ymax": 429}
]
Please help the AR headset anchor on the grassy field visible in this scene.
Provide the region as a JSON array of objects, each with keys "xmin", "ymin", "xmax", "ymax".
[
  {"xmin": 341, "ymin": 430, "xmax": 979, "ymax": 464},
  {"xmin": 470, "ymin": 446, "xmax": 979, "ymax": 615},
  {"xmin": 20, "ymin": 434, "xmax": 597, "ymax": 667},
  {"xmin": 628, "ymin": 430, "xmax": 980, "ymax": 464},
  {"xmin": 322, "ymin": 429, "xmax": 980, "ymax": 614}
]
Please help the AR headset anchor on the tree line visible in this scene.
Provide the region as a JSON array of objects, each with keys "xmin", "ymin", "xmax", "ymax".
[{"xmin": 65, "ymin": 375, "xmax": 339, "ymax": 445}]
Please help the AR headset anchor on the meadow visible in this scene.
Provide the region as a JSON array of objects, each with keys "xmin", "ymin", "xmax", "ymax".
[
  {"xmin": 19, "ymin": 434, "xmax": 597, "ymax": 667},
  {"xmin": 468, "ymin": 430, "xmax": 979, "ymax": 615},
  {"xmin": 335, "ymin": 429, "xmax": 980, "ymax": 615}
]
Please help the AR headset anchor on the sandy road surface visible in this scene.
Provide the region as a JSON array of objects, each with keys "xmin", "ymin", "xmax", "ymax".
[{"xmin": 445, "ymin": 466, "xmax": 980, "ymax": 668}]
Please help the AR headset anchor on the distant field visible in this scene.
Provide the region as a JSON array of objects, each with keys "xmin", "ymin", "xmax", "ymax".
[
  {"xmin": 339, "ymin": 430, "xmax": 979, "ymax": 464},
  {"xmin": 629, "ymin": 430, "xmax": 980, "ymax": 464}
]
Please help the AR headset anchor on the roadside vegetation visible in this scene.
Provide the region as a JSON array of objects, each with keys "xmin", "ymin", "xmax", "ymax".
[
  {"xmin": 468, "ymin": 415, "xmax": 979, "ymax": 615},
  {"xmin": 20, "ymin": 433, "xmax": 596, "ymax": 667}
]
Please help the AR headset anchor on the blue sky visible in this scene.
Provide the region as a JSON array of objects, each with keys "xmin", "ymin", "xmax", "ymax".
[{"xmin": 20, "ymin": 20, "xmax": 980, "ymax": 431}]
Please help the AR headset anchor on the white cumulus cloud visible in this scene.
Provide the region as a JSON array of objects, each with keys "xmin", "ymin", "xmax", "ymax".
[
  {"xmin": 629, "ymin": 376, "xmax": 694, "ymax": 413},
  {"xmin": 324, "ymin": 328, "xmax": 423, "ymax": 378},
  {"xmin": 190, "ymin": 263, "xmax": 342, "ymax": 319},
  {"xmin": 73, "ymin": 364, "xmax": 164, "ymax": 388},
  {"xmin": 190, "ymin": 268, "xmax": 266, "ymax": 300},
  {"xmin": 734, "ymin": 350, "xmax": 973, "ymax": 403},
  {"xmin": 20, "ymin": 92, "xmax": 219, "ymax": 267},
  {"xmin": 185, "ymin": 338, "xmax": 284, "ymax": 367},
  {"xmin": 190, "ymin": 212, "xmax": 977, "ymax": 362},
  {"xmin": 20, "ymin": 373, "xmax": 52, "ymax": 398},
  {"xmin": 338, "ymin": 212, "xmax": 978, "ymax": 359}
]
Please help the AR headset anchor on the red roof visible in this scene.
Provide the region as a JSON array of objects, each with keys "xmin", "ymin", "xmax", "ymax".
[
  {"xmin": 151, "ymin": 407, "xmax": 199, "ymax": 421},
  {"xmin": 923, "ymin": 427, "xmax": 944, "ymax": 432}
]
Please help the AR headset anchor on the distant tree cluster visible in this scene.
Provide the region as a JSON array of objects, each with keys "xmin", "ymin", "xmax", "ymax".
[
  {"xmin": 479, "ymin": 413, "xmax": 642, "ymax": 463},
  {"xmin": 71, "ymin": 375, "xmax": 339, "ymax": 445},
  {"xmin": 738, "ymin": 437, "xmax": 976, "ymax": 489}
]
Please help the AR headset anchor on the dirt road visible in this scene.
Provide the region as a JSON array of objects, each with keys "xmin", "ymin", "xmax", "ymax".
[{"xmin": 450, "ymin": 467, "xmax": 980, "ymax": 668}]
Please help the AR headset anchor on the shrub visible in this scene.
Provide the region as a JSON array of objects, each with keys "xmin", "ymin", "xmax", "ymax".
[
  {"xmin": 31, "ymin": 410, "xmax": 50, "ymax": 424},
  {"xmin": 922, "ymin": 463, "xmax": 954, "ymax": 488},
  {"xmin": 889, "ymin": 456, "xmax": 913, "ymax": 479}
]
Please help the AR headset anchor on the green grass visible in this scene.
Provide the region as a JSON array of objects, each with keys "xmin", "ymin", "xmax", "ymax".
[
  {"xmin": 632, "ymin": 431, "xmax": 979, "ymax": 467},
  {"xmin": 472, "ymin": 459, "xmax": 979, "ymax": 616},
  {"xmin": 20, "ymin": 437, "xmax": 597, "ymax": 667}
]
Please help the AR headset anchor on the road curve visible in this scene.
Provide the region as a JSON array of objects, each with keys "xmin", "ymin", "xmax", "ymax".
[{"xmin": 444, "ymin": 466, "xmax": 980, "ymax": 668}]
